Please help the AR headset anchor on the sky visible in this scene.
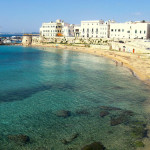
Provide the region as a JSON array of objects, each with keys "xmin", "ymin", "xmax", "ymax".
[{"xmin": 0, "ymin": 0, "xmax": 150, "ymax": 33}]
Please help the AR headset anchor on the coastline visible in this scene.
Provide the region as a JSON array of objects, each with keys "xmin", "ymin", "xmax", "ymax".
[
  {"xmin": 31, "ymin": 43, "xmax": 150, "ymax": 86},
  {"xmin": 1, "ymin": 43, "xmax": 150, "ymax": 149}
]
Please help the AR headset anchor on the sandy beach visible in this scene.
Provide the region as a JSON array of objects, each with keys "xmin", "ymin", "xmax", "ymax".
[{"xmin": 32, "ymin": 43, "xmax": 150, "ymax": 86}]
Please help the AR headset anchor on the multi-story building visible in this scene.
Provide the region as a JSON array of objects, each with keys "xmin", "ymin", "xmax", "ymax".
[
  {"xmin": 109, "ymin": 22, "xmax": 150, "ymax": 39},
  {"xmin": 62, "ymin": 24, "xmax": 74, "ymax": 37},
  {"xmin": 80, "ymin": 20, "xmax": 111, "ymax": 38},
  {"xmin": 40, "ymin": 21, "xmax": 57, "ymax": 38},
  {"xmin": 40, "ymin": 19, "xmax": 150, "ymax": 40},
  {"xmin": 40, "ymin": 19, "xmax": 74, "ymax": 38}
]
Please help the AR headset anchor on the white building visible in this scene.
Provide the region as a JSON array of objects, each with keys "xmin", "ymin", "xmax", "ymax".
[
  {"xmin": 40, "ymin": 19, "xmax": 74, "ymax": 38},
  {"xmin": 110, "ymin": 22, "xmax": 150, "ymax": 39},
  {"xmin": 40, "ymin": 21, "xmax": 57, "ymax": 38},
  {"xmin": 80, "ymin": 20, "xmax": 111, "ymax": 38},
  {"xmin": 62, "ymin": 24, "xmax": 74, "ymax": 37},
  {"xmin": 74, "ymin": 25, "xmax": 81, "ymax": 37},
  {"xmin": 40, "ymin": 19, "xmax": 150, "ymax": 40}
]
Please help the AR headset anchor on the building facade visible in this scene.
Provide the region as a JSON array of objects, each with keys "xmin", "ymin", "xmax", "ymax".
[
  {"xmin": 40, "ymin": 19, "xmax": 150, "ymax": 40},
  {"xmin": 40, "ymin": 22, "xmax": 57, "ymax": 38},
  {"xmin": 109, "ymin": 22, "xmax": 150, "ymax": 39},
  {"xmin": 74, "ymin": 25, "xmax": 81, "ymax": 37},
  {"xmin": 80, "ymin": 20, "xmax": 111, "ymax": 38},
  {"xmin": 62, "ymin": 24, "xmax": 74, "ymax": 37},
  {"xmin": 40, "ymin": 19, "xmax": 74, "ymax": 38}
]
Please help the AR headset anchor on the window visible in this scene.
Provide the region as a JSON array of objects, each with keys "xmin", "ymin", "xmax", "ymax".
[
  {"xmin": 140, "ymin": 31, "xmax": 142, "ymax": 34},
  {"xmin": 118, "ymin": 29, "xmax": 121, "ymax": 32},
  {"xmin": 144, "ymin": 31, "xmax": 146, "ymax": 34},
  {"xmin": 87, "ymin": 29, "xmax": 89, "ymax": 32},
  {"xmin": 135, "ymin": 30, "xmax": 137, "ymax": 33},
  {"xmin": 111, "ymin": 29, "xmax": 113, "ymax": 32},
  {"xmin": 92, "ymin": 28, "xmax": 94, "ymax": 33},
  {"xmin": 127, "ymin": 31, "xmax": 130, "ymax": 33},
  {"xmin": 122, "ymin": 29, "xmax": 124, "ymax": 32},
  {"xmin": 83, "ymin": 29, "xmax": 84, "ymax": 32},
  {"xmin": 96, "ymin": 28, "xmax": 98, "ymax": 34},
  {"xmin": 115, "ymin": 29, "xmax": 117, "ymax": 32}
]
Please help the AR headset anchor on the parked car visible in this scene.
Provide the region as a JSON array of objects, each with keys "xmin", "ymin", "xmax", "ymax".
[{"xmin": 119, "ymin": 41, "xmax": 124, "ymax": 43}]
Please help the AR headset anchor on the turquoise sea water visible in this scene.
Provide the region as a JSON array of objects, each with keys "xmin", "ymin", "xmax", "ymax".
[{"xmin": 0, "ymin": 46, "xmax": 150, "ymax": 150}]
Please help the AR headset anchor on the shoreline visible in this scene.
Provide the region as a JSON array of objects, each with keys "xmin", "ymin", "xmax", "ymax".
[{"xmin": 31, "ymin": 43, "xmax": 150, "ymax": 86}]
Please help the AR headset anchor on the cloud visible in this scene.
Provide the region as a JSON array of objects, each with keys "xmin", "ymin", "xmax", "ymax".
[{"xmin": 133, "ymin": 12, "xmax": 142, "ymax": 16}]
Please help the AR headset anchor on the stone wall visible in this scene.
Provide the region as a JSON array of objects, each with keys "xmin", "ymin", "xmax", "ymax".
[{"xmin": 111, "ymin": 42, "xmax": 150, "ymax": 53}]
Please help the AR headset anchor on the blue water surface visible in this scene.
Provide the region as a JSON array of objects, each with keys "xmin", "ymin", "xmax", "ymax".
[{"xmin": 0, "ymin": 46, "xmax": 150, "ymax": 150}]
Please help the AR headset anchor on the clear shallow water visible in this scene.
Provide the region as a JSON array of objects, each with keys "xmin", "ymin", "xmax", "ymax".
[{"xmin": 0, "ymin": 46, "xmax": 150, "ymax": 150}]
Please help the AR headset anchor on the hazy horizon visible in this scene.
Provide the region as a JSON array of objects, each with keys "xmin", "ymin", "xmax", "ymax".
[{"xmin": 0, "ymin": 0, "xmax": 150, "ymax": 33}]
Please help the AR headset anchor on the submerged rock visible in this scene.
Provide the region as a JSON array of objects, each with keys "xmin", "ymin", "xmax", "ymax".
[
  {"xmin": 110, "ymin": 114, "xmax": 128, "ymax": 126},
  {"xmin": 76, "ymin": 109, "xmax": 90, "ymax": 115},
  {"xmin": 55, "ymin": 110, "xmax": 71, "ymax": 118},
  {"xmin": 100, "ymin": 106, "xmax": 122, "ymax": 111},
  {"xmin": 81, "ymin": 142, "xmax": 105, "ymax": 150},
  {"xmin": 123, "ymin": 110, "xmax": 134, "ymax": 116},
  {"xmin": 110, "ymin": 110, "xmax": 134, "ymax": 126},
  {"xmin": 7, "ymin": 134, "xmax": 30, "ymax": 144},
  {"xmin": 112, "ymin": 86, "xmax": 124, "ymax": 90},
  {"xmin": 100, "ymin": 111, "xmax": 109, "ymax": 117},
  {"xmin": 35, "ymin": 147, "xmax": 48, "ymax": 150},
  {"xmin": 61, "ymin": 133, "xmax": 79, "ymax": 145},
  {"xmin": 111, "ymin": 117, "xmax": 124, "ymax": 126},
  {"xmin": 108, "ymin": 130, "xmax": 113, "ymax": 134}
]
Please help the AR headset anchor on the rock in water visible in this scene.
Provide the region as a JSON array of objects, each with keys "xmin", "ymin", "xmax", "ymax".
[
  {"xmin": 110, "ymin": 114, "xmax": 127, "ymax": 126},
  {"xmin": 100, "ymin": 111, "xmax": 109, "ymax": 117},
  {"xmin": 81, "ymin": 142, "xmax": 105, "ymax": 150},
  {"xmin": 100, "ymin": 106, "xmax": 122, "ymax": 111},
  {"xmin": 7, "ymin": 134, "xmax": 30, "ymax": 144},
  {"xmin": 55, "ymin": 110, "xmax": 71, "ymax": 118},
  {"xmin": 61, "ymin": 133, "xmax": 79, "ymax": 144},
  {"xmin": 76, "ymin": 109, "xmax": 90, "ymax": 115}
]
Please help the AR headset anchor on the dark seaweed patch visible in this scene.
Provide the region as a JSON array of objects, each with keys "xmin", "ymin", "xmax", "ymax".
[{"xmin": 0, "ymin": 83, "xmax": 75, "ymax": 103}]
